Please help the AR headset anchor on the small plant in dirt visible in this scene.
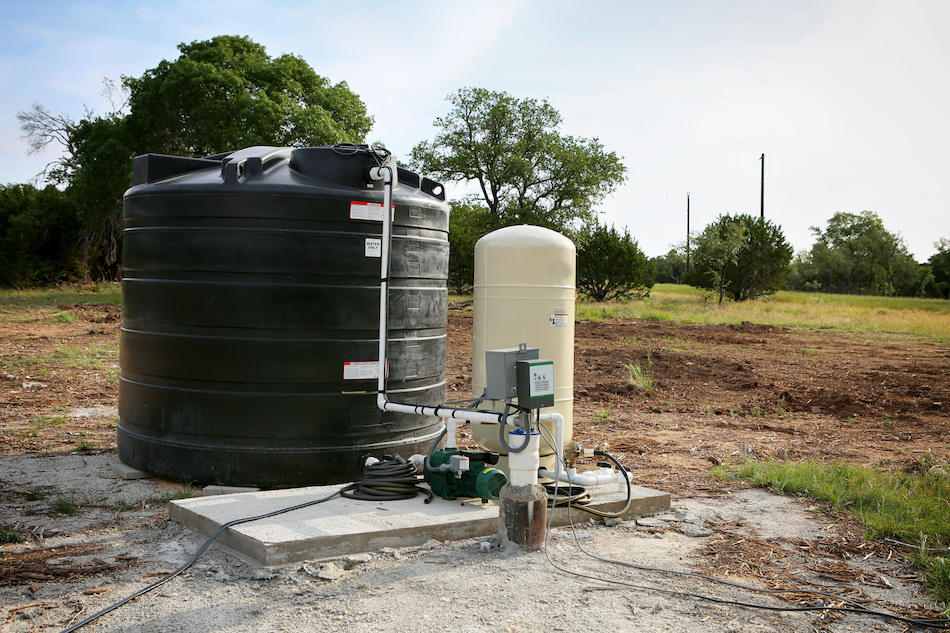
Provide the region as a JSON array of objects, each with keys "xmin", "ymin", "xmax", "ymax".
[
  {"xmin": 16, "ymin": 489, "xmax": 45, "ymax": 501},
  {"xmin": 0, "ymin": 527, "xmax": 22, "ymax": 543},
  {"xmin": 624, "ymin": 351, "xmax": 654, "ymax": 391},
  {"xmin": 50, "ymin": 497, "xmax": 77, "ymax": 515},
  {"xmin": 75, "ymin": 434, "xmax": 94, "ymax": 452}
]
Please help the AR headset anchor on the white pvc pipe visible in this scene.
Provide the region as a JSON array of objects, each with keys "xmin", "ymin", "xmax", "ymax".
[
  {"xmin": 538, "ymin": 466, "xmax": 631, "ymax": 487},
  {"xmin": 507, "ymin": 431, "xmax": 541, "ymax": 486}
]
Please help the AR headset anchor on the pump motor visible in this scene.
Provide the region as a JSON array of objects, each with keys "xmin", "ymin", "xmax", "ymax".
[{"xmin": 424, "ymin": 448, "xmax": 507, "ymax": 502}]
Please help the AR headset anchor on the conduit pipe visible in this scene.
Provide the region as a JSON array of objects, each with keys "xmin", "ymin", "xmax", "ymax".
[
  {"xmin": 369, "ymin": 162, "xmax": 564, "ymax": 438},
  {"xmin": 538, "ymin": 466, "xmax": 631, "ymax": 487}
]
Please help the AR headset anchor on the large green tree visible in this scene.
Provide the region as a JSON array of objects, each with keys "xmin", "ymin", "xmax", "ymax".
[
  {"xmin": 687, "ymin": 214, "xmax": 792, "ymax": 305},
  {"xmin": 576, "ymin": 221, "xmax": 654, "ymax": 302},
  {"xmin": 0, "ymin": 184, "xmax": 85, "ymax": 287},
  {"xmin": 410, "ymin": 87, "xmax": 626, "ymax": 233},
  {"xmin": 652, "ymin": 247, "xmax": 688, "ymax": 285},
  {"xmin": 798, "ymin": 211, "xmax": 919, "ymax": 296},
  {"xmin": 446, "ymin": 200, "xmax": 492, "ymax": 293},
  {"xmin": 926, "ymin": 238, "xmax": 950, "ymax": 299},
  {"xmin": 15, "ymin": 36, "xmax": 373, "ymax": 284},
  {"xmin": 125, "ymin": 35, "xmax": 373, "ymax": 156}
]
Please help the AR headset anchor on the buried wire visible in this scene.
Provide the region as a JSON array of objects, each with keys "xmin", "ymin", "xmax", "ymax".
[
  {"xmin": 536, "ymin": 436, "xmax": 950, "ymax": 629},
  {"xmin": 60, "ymin": 456, "xmax": 431, "ymax": 632},
  {"xmin": 59, "ymin": 487, "xmax": 345, "ymax": 633}
]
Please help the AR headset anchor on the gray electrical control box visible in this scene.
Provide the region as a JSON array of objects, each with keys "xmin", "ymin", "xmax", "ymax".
[
  {"xmin": 485, "ymin": 344, "xmax": 539, "ymax": 400},
  {"xmin": 516, "ymin": 358, "xmax": 555, "ymax": 409}
]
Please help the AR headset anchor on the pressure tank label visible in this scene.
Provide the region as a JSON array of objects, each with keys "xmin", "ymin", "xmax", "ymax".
[
  {"xmin": 549, "ymin": 312, "xmax": 570, "ymax": 327},
  {"xmin": 365, "ymin": 237, "xmax": 381, "ymax": 257},
  {"xmin": 343, "ymin": 361, "xmax": 387, "ymax": 380},
  {"xmin": 349, "ymin": 201, "xmax": 395, "ymax": 222}
]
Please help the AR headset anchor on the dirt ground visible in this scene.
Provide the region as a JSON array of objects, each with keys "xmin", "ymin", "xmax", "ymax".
[{"xmin": 1, "ymin": 299, "xmax": 949, "ymax": 631}]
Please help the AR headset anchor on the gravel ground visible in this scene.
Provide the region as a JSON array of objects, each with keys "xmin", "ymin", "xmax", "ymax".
[{"xmin": 1, "ymin": 454, "xmax": 941, "ymax": 632}]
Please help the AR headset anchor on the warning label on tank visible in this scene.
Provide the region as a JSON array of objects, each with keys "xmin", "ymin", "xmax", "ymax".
[
  {"xmin": 365, "ymin": 237, "xmax": 381, "ymax": 257},
  {"xmin": 549, "ymin": 312, "xmax": 570, "ymax": 327},
  {"xmin": 343, "ymin": 361, "xmax": 386, "ymax": 380},
  {"xmin": 349, "ymin": 201, "xmax": 394, "ymax": 222}
]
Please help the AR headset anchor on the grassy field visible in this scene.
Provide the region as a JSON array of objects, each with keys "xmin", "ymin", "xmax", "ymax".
[
  {"xmin": 575, "ymin": 284, "xmax": 950, "ymax": 342},
  {"xmin": 0, "ymin": 282, "xmax": 121, "ymax": 312}
]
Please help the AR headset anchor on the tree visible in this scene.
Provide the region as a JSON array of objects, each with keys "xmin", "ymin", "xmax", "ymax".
[
  {"xmin": 652, "ymin": 247, "xmax": 688, "ymax": 284},
  {"xmin": 0, "ymin": 184, "xmax": 85, "ymax": 287},
  {"xmin": 723, "ymin": 215, "xmax": 793, "ymax": 301},
  {"xmin": 410, "ymin": 87, "xmax": 626, "ymax": 233},
  {"xmin": 446, "ymin": 200, "xmax": 491, "ymax": 293},
  {"xmin": 16, "ymin": 36, "xmax": 373, "ymax": 282},
  {"xmin": 687, "ymin": 216, "xmax": 747, "ymax": 306},
  {"xmin": 67, "ymin": 115, "xmax": 136, "ymax": 278},
  {"xmin": 575, "ymin": 221, "xmax": 654, "ymax": 302},
  {"xmin": 686, "ymin": 214, "xmax": 791, "ymax": 305},
  {"xmin": 927, "ymin": 238, "xmax": 950, "ymax": 299},
  {"xmin": 124, "ymin": 35, "xmax": 373, "ymax": 156},
  {"xmin": 801, "ymin": 211, "xmax": 918, "ymax": 296}
]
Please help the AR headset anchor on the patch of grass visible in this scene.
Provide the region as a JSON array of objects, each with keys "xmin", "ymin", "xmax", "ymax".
[
  {"xmin": 0, "ymin": 283, "xmax": 121, "ymax": 310},
  {"xmin": 49, "ymin": 497, "xmax": 77, "ymax": 516},
  {"xmin": 0, "ymin": 527, "xmax": 22, "ymax": 543},
  {"xmin": 714, "ymin": 458, "xmax": 950, "ymax": 613},
  {"xmin": 153, "ymin": 486, "xmax": 200, "ymax": 503},
  {"xmin": 591, "ymin": 408, "xmax": 612, "ymax": 421},
  {"xmin": 16, "ymin": 489, "xmax": 45, "ymax": 502},
  {"xmin": 624, "ymin": 356, "xmax": 654, "ymax": 391},
  {"xmin": 75, "ymin": 432, "xmax": 94, "ymax": 452},
  {"xmin": 30, "ymin": 415, "xmax": 67, "ymax": 430}
]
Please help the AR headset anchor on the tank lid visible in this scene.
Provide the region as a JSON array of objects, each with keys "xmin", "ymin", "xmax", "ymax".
[{"xmin": 476, "ymin": 225, "xmax": 575, "ymax": 250}]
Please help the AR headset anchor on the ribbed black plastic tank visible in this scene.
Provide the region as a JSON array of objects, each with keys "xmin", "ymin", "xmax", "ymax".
[{"xmin": 118, "ymin": 146, "xmax": 449, "ymax": 487}]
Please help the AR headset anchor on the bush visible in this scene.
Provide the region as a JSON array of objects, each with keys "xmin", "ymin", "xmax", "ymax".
[{"xmin": 576, "ymin": 221, "xmax": 654, "ymax": 302}]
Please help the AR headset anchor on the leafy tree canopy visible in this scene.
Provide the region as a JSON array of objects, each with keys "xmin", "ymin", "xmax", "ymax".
[
  {"xmin": 687, "ymin": 214, "xmax": 792, "ymax": 305},
  {"xmin": 125, "ymin": 35, "xmax": 373, "ymax": 156},
  {"xmin": 926, "ymin": 238, "xmax": 950, "ymax": 299},
  {"xmin": 14, "ymin": 36, "xmax": 373, "ymax": 284},
  {"xmin": 797, "ymin": 211, "xmax": 920, "ymax": 296},
  {"xmin": 410, "ymin": 87, "xmax": 626, "ymax": 233},
  {"xmin": 446, "ymin": 200, "xmax": 492, "ymax": 293},
  {"xmin": 576, "ymin": 221, "xmax": 654, "ymax": 302}
]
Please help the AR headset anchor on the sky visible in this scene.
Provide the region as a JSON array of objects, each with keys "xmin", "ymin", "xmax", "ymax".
[{"xmin": 1, "ymin": 0, "xmax": 948, "ymax": 261}]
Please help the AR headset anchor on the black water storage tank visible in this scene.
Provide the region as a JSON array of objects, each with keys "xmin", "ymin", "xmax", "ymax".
[{"xmin": 118, "ymin": 146, "xmax": 448, "ymax": 487}]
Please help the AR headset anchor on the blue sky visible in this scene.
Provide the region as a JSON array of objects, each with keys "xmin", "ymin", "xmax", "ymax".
[{"xmin": 2, "ymin": 0, "xmax": 948, "ymax": 260}]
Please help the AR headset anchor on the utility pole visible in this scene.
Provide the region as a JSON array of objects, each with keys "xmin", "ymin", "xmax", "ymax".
[
  {"xmin": 759, "ymin": 153, "xmax": 765, "ymax": 219},
  {"xmin": 686, "ymin": 192, "xmax": 691, "ymax": 273}
]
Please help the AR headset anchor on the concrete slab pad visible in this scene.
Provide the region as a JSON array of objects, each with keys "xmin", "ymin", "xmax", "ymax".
[
  {"xmin": 110, "ymin": 461, "xmax": 151, "ymax": 480},
  {"xmin": 170, "ymin": 483, "xmax": 670, "ymax": 566},
  {"xmin": 202, "ymin": 485, "xmax": 261, "ymax": 496}
]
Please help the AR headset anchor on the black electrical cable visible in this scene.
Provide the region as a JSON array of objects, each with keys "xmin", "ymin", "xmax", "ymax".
[
  {"xmin": 59, "ymin": 487, "xmax": 345, "ymax": 633},
  {"xmin": 60, "ymin": 454, "xmax": 433, "ymax": 632},
  {"xmin": 539, "ymin": 441, "xmax": 950, "ymax": 629}
]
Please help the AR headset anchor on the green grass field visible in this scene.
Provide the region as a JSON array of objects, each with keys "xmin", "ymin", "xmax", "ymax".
[{"xmin": 574, "ymin": 284, "xmax": 950, "ymax": 342}]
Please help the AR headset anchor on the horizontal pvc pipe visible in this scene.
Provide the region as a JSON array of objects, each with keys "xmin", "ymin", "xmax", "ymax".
[{"xmin": 539, "ymin": 466, "xmax": 631, "ymax": 487}]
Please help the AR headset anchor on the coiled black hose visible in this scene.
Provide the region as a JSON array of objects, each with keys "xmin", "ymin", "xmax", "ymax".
[{"xmin": 341, "ymin": 456, "xmax": 433, "ymax": 503}]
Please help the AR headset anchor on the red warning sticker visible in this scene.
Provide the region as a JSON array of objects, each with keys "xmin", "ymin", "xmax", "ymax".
[
  {"xmin": 343, "ymin": 361, "xmax": 388, "ymax": 380},
  {"xmin": 349, "ymin": 201, "xmax": 394, "ymax": 222}
]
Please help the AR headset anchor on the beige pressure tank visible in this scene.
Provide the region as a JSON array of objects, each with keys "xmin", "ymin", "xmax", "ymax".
[{"xmin": 471, "ymin": 225, "xmax": 575, "ymax": 470}]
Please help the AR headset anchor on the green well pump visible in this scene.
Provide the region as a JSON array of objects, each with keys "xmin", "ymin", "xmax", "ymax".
[{"xmin": 424, "ymin": 448, "xmax": 507, "ymax": 502}]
